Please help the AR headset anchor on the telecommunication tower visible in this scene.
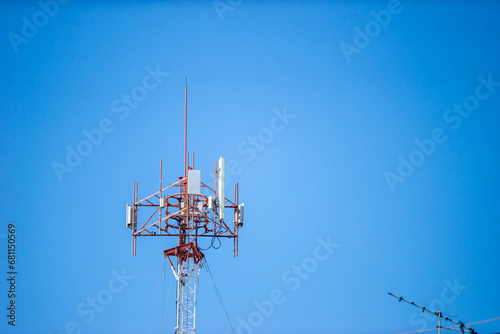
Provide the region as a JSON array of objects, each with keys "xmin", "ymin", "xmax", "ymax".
[{"xmin": 125, "ymin": 82, "xmax": 244, "ymax": 333}]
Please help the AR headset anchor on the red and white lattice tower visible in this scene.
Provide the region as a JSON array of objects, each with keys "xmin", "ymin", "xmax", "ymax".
[{"xmin": 125, "ymin": 83, "xmax": 244, "ymax": 333}]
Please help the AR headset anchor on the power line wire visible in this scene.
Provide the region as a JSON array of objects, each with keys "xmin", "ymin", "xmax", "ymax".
[
  {"xmin": 203, "ymin": 257, "xmax": 235, "ymax": 334},
  {"xmin": 151, "ymin": 256, "xmax": 165, "ymax": 334},
  {"xmin": 394, "ymin": 317, "xmax": 500, "ymax": 334}
]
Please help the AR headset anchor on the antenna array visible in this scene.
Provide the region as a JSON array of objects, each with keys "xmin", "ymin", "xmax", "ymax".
[{"xmin": 388, "ymin": 292, "xmax": 476, "ymax": 334}]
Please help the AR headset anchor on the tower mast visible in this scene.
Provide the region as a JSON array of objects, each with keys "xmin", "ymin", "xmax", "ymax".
[{"xmin": 125, "ymin": 82, "xmax": 245, "ymax": 333}]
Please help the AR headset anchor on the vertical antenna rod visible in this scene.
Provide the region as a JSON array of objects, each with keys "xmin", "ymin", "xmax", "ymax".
[{"xmin": 184, "ymin": 76, "xmax": 188, "ymax": 177}]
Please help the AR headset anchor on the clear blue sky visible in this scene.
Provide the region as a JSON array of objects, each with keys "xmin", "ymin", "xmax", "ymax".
[{"xmin": 1, "ymin": 1, "xmax": 500, "ymax": 333}]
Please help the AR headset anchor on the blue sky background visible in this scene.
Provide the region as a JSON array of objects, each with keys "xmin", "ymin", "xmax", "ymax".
[{"xmin": 1, "ymin": 1, "xmax": 500, "ymax": 333}]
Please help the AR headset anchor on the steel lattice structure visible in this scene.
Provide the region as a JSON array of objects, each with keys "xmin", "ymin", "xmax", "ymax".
[{"xmin": 126, "ymin": 83, "xmax": 243, "ymax": 333}]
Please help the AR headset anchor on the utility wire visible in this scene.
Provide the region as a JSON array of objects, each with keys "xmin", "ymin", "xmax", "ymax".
[
  {"xmin": 198, "ymin": 212, "xmax": 222, "ymax": 251},
  {"xmin": 394, "ymin": 317, "xmax": 500, "ymax": 334},
  {"xmin": 162, "ymin": 255, "xmax": 167, "ymax": 334},
  {"xmin": 162, "ymin": 255, "xmax": 174, "ymax": 334},
  {"xmin": 467, "ymin": 317, "xmax": 500, "ymax": 327},
  {"xmin": 151, "ymin": 256, "xmax": 165, "ymax": 334},
  {"xmin": 203, "ymin": 257, "xmax": 235, "ymax": 334}
]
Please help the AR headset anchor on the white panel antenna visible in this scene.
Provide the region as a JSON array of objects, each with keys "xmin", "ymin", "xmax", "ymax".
[
  {"xmin": 207, "ymin": 196, "xmax": 215, "ymax": 211},
  {"xmin": 237, "ymin": 203, "xmax": 244, "ymax": 228},
  {"xmin": 218, "ymin": 157, "xmax": 225, "ymax": 222},
  {"xmin": 126, "ymin": 204, "xmax": 135, "ymax": 229},
  {"xmin": 188, "ymin": 170, "xmax": 201, "ymax": 195}
]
